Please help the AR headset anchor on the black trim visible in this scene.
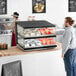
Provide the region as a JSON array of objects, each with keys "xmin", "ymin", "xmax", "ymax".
[{"xmin": 17, "ymin": 43, "xmax": 57, "ymax": 51}]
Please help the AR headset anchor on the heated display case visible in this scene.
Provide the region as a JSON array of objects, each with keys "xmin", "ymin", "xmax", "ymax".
[{"xmin": 15, "ymin": 21, "xmax": 57, "ymax": 51}]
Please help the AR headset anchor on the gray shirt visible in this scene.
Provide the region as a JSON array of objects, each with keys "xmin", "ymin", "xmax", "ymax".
[
  {"xmin": 56, "ymin": 26, "xmax": 76, "ymax": 55},
  {"xmin": 62, "ymin": 26, "xmax": 76, "ymax": 55}
]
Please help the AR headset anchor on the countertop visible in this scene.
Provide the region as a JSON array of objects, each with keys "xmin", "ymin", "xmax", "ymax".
[{"xmin": 0, "ymin": 43, "xmax": 62, "ymax": 57}]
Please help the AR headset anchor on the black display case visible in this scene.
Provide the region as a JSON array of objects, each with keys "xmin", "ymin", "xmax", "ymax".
[{"xmin": 15, "ymin": 21, "xmax": 57, "ymax": 51}]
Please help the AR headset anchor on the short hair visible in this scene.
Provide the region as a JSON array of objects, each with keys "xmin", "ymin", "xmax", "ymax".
[{"xmin": 65, "ymin": 17, "xmax": 74, "ymax": 25}]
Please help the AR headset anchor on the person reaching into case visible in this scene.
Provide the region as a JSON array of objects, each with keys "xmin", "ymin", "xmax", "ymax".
[
  {"xmin": 56, "ymin": 17, "xmax": 76, "ymax": 76},
  {"xmin": 3, "ymin": 12, "xmax": 19, "ymax": 46}
]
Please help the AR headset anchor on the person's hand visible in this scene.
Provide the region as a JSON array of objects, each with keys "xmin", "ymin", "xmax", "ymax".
[
  {"xmin": 61, "ymin": 54, "xmax": 64, "ymax": 58},
  {"xmin": 51, "ymin": 30, "xmax": 55, "ymax": 34},
  {"xmin": 3, "ymin": 24, "xmax": 7, "ymax": 27}
]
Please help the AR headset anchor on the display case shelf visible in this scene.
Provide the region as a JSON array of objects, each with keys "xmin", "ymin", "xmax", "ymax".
[
  {"xmin": 17, "ymin": 33, "xmax": 56, "ymax": 39},
  {"xmin": 18, "ymin": 43, "xmax": 57, "ymax": 51}
]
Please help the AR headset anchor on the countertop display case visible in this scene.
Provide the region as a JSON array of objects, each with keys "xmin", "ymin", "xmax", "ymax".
[{"xmin": 15, "ymin": 21, "xmax": 57, "ymax": 51}]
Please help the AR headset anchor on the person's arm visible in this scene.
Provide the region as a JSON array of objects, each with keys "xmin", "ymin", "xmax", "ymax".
[
  {"xmin": 62, "ymin": 30, "xmax": 72, "ymax": 57},
  {"xmin": 3, "ymin": 21, "xmax": 15, "ymax": 29},
  {"xmin": 3, "ymin": 18, "xmax": 17, "ymax": 30},
  {"xmin": 55, "ymin": 29, "xmax": 65, "ymax": 35}
]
